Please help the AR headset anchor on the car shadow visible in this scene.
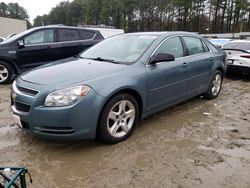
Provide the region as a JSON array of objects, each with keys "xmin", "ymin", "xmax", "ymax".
[{"xmin": 226, "ymin": 72, "xmax": 250, "ymax": 81}]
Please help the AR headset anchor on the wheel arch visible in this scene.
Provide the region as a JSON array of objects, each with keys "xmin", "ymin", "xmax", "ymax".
[
  {"xmin": 96, "ymin": 88, "xmax": 144, "ymax": 136},
  {"xmin": 216, "ymin": 66, "xmax": 224, "ymax": 78},
  {"xmin": 0, "ymin": 58, "xmax": 19, "ymax": 75}
]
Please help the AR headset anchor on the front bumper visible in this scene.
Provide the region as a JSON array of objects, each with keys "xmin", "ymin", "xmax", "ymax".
[{"xmin": 11, "ymin": 78, "xmax": 105, "ymax": 141}]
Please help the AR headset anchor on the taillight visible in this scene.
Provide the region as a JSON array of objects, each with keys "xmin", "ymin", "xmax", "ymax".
[{"xmin": 240, "ymin": 55, "xmax": 250, "ymax": 59}]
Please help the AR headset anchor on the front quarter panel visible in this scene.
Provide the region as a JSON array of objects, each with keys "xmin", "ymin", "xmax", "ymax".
[{"xmin": 86, "ymin": 62, "xmax": 147, "ymax": 115}]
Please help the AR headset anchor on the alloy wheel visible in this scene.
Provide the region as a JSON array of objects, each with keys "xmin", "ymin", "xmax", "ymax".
[
  {"xmin": 211, "ymin": 74, "xmax": 222, "ymax": 96},
  {"xmin": 107, "ymin": 100, "xmax": 136, "ymax": 138},
  {"xmin": 0, "ymin": 65, "xmax": 9, "ymax": 83}
]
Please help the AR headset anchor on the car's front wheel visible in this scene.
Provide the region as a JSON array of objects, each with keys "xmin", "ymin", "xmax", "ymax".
[
  {"xmin": 0, "ymin": 61, "xmax": 14, "ymax": 84},
  {"xmin": 204, "ymin": 70, "xmax": 223, "ymax": 99},
  {"xmin": 97, "ymin": 93, "xmax": 139, "ymax": 144}
]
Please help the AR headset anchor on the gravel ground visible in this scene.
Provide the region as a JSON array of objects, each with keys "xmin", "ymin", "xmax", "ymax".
[{"xmin": 0, "ymin": 75, "xmax": 250, "ymax": 188}]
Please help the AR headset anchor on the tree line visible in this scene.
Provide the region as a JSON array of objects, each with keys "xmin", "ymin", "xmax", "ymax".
[
  {"xmin": 0, "ymin": 2, "xmax": 32, "ymax": 28},
  {"xmin": 1, "ymin": 1, "xmax": 250, "ymax": 34}
]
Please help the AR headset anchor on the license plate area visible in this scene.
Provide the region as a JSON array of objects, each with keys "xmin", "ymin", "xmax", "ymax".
[{"xmin": 227, "ymin": 59, "xmax": 233, "ymax": 64}]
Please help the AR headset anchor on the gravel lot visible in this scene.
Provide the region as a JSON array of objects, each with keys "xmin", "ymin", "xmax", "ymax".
[{"xmin": 0, "ymin": 75, "xmax": 250, "ymax": 188}]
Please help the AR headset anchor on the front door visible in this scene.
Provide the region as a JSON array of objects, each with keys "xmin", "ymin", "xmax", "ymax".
[
  {"xmin": 17, "ymin": 29, "xmax": 56, "ymax": 69},
  {"xmin": 146, "ymin": 36, "xmax": 190, "ymax": 111}
]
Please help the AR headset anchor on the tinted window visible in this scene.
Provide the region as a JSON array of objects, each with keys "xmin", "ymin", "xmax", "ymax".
[
  {"xmin": 202, "ymin": 41, "xmax": 210, "ymax": 52},
  {"xmin": 184, "ymin": 37, "xmax": 204, "ymax": 55},
  {"xmin": 24, "ymin": 30, "xmax": 54, "ymax": 45},
  {"xmin": 58, "ymin": 29, "xmax": 80, "ymax": 42},
  {"xmin": 79, "ymin": 30, "xmax": 95, "ymax": 40},
  {"xmin": 155, "ymin": 37, "xmax": 184, "ymax": 58},
  {"xmin": 222, "ymin": 42, "xmax": 250, "ymax": 51}
]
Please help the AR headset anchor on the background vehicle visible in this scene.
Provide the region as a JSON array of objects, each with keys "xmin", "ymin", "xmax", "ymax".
[
  {"xmin": 209, "ymin": 38, "xmax": 232, "ymax": 48},
  {"xmin": 0, "ymin": 37, "xmax": 5, "ymax": 43},
  {"xmin": 222, "ymin": 40, "xmax": 250, "ymax": 75},
  {"xmin": 85, "ymin": 27, "xmax": 124, "ymax": 38},
  {"xmin": 0, "ymin": 25, "xmax": 104, "ymax": 84},
  {"xmin": 11, "ymin": 32, "xmax": 226, "ymax": 144},
  {"xmin": 6, "ymin": 33, "xmax": 16, "ymax": 39}
]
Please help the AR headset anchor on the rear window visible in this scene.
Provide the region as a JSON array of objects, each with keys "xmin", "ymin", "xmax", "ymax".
[
  {"xmin": 222, "ymin": 42, "xmax": 250, "ymax": 51},
  {"xmin": 202, "ymin": 41, "xmax": 210, "ymax": 52},
  {"xmin": 58, "ymin": 29, "xmax": 80, "ymax": 42},
  {"xmin": 79, "ymin": 30, "xmax": 96, "ymax": 40},
  {"xmin": 183, "ymin": 37, "xmax": 205, "ymax": 55}
]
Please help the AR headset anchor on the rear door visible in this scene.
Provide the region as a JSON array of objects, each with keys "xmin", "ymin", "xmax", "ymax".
[
  {"xmin": 146, "ymin": 36, "xmax": 189, "ymax": 111},
  {"xmin": 182, "ymin": 36, "xmax": 213, "ymax": 97},
  {"xmin": 17, "ymin": 29, "xmax": 56, "ymax": 69},
  {"xmin": 54, "ymin": 28, "xmax": 83, "ymax": 60}
]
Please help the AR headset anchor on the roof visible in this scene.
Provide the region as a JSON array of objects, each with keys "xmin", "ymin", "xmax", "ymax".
[
  {"xmin": 124, "ymin": 31, "xmax": 200, "ymax": 37},
  {"xmin": 33, "ymin": 25, "xmax": 98, "ymax": 32}
]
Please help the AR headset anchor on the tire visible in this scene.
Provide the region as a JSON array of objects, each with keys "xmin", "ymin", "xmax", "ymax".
[
  {"xmin": 97, "ymin": 93, "xmax": 139, "ymax": 144},
  {"xmin": 204, "ymin": 70, "xmax": 223, "ymax": 100},
  {"xmin": 0, "ymin": 61, "xmax": 14, "ymax": 84}
]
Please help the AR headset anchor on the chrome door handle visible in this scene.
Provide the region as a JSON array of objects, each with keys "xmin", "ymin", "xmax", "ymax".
[{"xmin": 182, "ymin": 62, "xmax": 189, "ymax": 68}]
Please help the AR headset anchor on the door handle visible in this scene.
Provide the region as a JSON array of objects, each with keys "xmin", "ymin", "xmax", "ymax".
[
  {"xmin": 182, "ymin": 62, "xmax": 189, "ymax": 68},
  {"xmin": 209, "ymin": 57, "xmax": 214, "ymax": 61}
]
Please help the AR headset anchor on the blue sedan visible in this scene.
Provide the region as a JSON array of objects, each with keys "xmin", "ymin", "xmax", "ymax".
[{"xmin": 11, "ymin": 32, "xmax": 226, "ymax": 143}]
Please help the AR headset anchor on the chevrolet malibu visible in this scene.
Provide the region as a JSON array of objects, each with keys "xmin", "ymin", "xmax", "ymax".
[{"xmin": 11, "ymin": 32, "xmax": 226, "ymax": 143}]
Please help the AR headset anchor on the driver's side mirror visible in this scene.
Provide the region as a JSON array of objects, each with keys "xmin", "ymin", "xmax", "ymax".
[
  {"xmin": 150, "ymin": 53, "xmax": 175, "ymax": 64},
  {"xmin": 17, "ymin": 40, "xmax": 25, "ymax": 49}
]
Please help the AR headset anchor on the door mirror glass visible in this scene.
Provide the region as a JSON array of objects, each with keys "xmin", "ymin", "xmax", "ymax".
[
  {"xmin": 150, "ymin": 53, "xmax": 175, "ymax": 64},
  {"xmin": 17, "ymin": 40, "xmax": 24, "ymax": 48}
]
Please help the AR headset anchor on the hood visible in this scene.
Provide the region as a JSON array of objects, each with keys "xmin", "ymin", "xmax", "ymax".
[{"xmin": 21, "ymin": 57, "xmax": 128, "ymax": 85}]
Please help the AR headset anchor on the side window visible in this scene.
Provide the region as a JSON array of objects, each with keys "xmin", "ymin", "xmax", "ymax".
[
  {"xmin": 24, "ymin": 30, "xmax": 54, "ymax": 45},
  {"xmin": 58, "ymin": 29, "xmax": 80, "ymax": 42},
  {"xmin": 202, "ymin": 41, "xmax": 210, "ymax": 52},
  {"xmin": 183, "ymin": 37, "xmax": 204, "ymax": 55},
  {"xmin": 79, "ymin": 30, "xmax": 95, "ymax": 40},
  {"xmin": 155, "ymin": 37, "xmax": 184, "ymax": 58}
]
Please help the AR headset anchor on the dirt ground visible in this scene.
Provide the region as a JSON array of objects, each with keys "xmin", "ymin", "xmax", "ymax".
[{"xmin": 0, "ymin": 75, "xmax": 250, "ymax": 188}]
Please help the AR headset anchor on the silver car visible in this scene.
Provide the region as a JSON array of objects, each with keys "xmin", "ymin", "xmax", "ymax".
[{"xmin": 222, "ymin": 40, "xmax": 250, "ymax": 75}]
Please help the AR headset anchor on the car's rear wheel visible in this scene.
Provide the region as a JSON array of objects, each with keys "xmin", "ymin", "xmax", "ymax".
[
  {"xmin": 0, "ymin": 61, "xmax": 13, "ymax": 84},
  {"xmin": 97, "ymin": 93, "xmax": 139, "ymax": 144},
  {"xmin": 204, "ymin": 70, "xmax": 222, "ymax": 99}
]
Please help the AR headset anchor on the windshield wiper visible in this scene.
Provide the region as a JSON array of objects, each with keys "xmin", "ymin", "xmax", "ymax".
[{"xmin": 84, "ymin": 57, "xmax": 120, "ymax": 64}]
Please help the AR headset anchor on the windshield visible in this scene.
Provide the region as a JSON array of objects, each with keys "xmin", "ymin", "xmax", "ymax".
[
  {"xmin": 80, "ymin": 34, "xmax": 158, "ymax": 63},
  {"xmin": 222, "ymin": 42, "xmax": 250, "ymax": 51},
  {"xmin": 0, "ymin": 28, "xmax": 36, "ymax": 44}
]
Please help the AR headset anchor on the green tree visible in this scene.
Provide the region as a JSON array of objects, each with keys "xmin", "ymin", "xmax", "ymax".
[
  {"xmin": 0, "ymin": 2, "xmax": 8, "ymax": 17},
  {"xmin": 7, "ymin": 2, "xmax": 29, "ymax": 20}
]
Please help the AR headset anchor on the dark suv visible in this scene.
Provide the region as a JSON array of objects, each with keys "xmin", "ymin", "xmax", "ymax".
[{"xmin": 0, "ymin": 25, "xmax": 104, "ymax": 84}]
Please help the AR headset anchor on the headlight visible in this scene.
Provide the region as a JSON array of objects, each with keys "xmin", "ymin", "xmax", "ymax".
[{"xmin": 44, "ymin": 85, "xmax": 91, "ymax": 107}]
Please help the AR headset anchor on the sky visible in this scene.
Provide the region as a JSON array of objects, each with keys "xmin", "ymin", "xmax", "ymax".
[{"xmin": 2, "ymin": 0, "xmax": 72, "ymax": 23}]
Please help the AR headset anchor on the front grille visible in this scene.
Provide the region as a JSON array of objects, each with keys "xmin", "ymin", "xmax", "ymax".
[
  {"xmin": 14, "ymin": 101, "xmax": 31, "ymax": 113},
  {"xmin": 16, "ymin": 85, "xmax": 38, "ymax": 97},
  {"xmin": 35, "ymin": 126, "xmax": 75, "ymax": 134}
]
